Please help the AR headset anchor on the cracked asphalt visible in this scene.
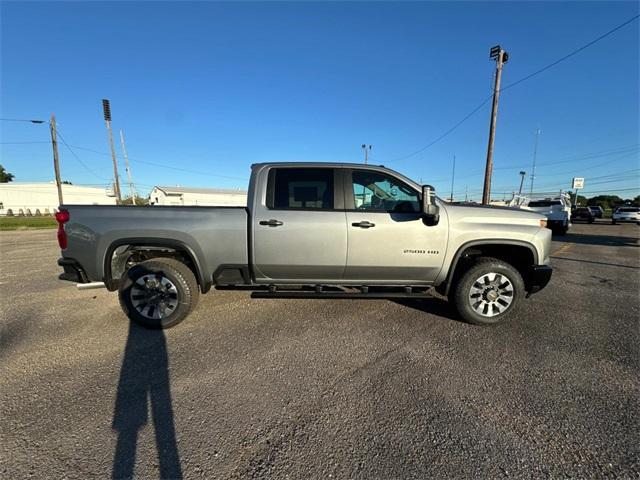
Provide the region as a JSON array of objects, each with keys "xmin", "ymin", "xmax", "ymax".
[{"xmin": 1, "ymin": 222, "xmax": 639, "ymax": 479}]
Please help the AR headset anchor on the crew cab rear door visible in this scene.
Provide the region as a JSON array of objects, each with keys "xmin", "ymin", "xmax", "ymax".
[
  {"xmin": 343, "ymin": 168, "xmax": 447, "ymax": 283},
  {"xmin": 252, "ymin": 167, "xmax": 347, "ymax": 281}
]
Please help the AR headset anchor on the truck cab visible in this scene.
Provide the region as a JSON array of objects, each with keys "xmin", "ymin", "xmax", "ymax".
[{"xmin": 248, "ymin": 163, "xmax": 447, "ymax": 285}]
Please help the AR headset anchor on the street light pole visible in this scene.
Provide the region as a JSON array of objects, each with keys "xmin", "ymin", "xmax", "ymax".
[
  {"xmin": 450, "ymin": 155, "xmax": 456, "ymax": 202},
  {"xmin": 482, "ymin": 45, "xmax": 509, "ymax": 205},
  {"xmin": 529, "ymin": 128, "xmax": 541, "ymax": 196}
]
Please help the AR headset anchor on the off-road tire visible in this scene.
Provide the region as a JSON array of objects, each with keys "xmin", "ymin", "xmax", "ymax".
[
  {"xmin": 118, "ymin": 258, "xmax": 199, "ymax": 329},
  {"xmin": 449, "ymin": 257, "xmax": 525, "ymax": 326}
]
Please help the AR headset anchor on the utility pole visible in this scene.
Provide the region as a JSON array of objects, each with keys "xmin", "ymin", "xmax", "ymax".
[
  {"xmin": 102, "ymin": 99, "xmax": 122, "ymax": 204},
  {"xmin": 450, "ymin": 155, "xmax": 456, "ymax": 202},
  {"xmin": 361, "ymin": 144, "xmax": 371, "ymax": 164},
  {"xmin": 119, "ymin": 130, "xmax": 137, "ymax": 205},
  {"xmin": 518, "ymin": 170, "xmax": 526, "ymax": 195},
  {"xmin": 482, "ymin": 45, "xmax": 509, "ymax": 205},
  {"xmin": 464, "ymin": 185, "xmax": 468, "ymax": 202},
  {"xmin": 529, "ymin": 128, "xmax": 541, "ymax": 196},
  {"xmin": 49, "ymin": 114, "xmax": 64, "ymax": 205}
]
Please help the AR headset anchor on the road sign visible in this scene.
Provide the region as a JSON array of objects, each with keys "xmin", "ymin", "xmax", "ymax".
[{"xmin": 572, "ymin": 177, "xmax": 585, "ymax": 189}]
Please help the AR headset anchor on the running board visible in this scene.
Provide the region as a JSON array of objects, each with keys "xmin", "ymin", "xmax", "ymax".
[{"xmin": 251, "ymin": 289, "xmax": 434, "ymax": 300}]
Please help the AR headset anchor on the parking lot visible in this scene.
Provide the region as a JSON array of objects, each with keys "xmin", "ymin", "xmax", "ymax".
[{"xmin": 1, "ymin": 221, "xmax": 639, "ymax": 479}]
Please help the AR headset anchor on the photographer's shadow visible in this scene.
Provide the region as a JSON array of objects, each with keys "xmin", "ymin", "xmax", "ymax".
[{"xmin": 112, "ymin": 322, "xmax": 182, "ymax": 479}]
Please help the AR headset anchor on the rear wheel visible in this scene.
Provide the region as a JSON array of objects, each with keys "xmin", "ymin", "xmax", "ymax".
[
  {"xmin": 118, "ymin": 258, "xmax": 199, "ymax": 329},
  {"xmin": 450, "ymin": 257, "xmax": 524, "ymax": 326}
]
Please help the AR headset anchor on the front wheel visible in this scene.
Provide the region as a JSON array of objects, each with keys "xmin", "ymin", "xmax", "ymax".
[
  {"xmin": 118, "ymin": 258, "xmax": 200, "ymax": 329},
  {"xmin": 450, "ymin": 257, "xmax": 525, "ymax": 326},
  {"xmin": 612, "ymin": 219, "xmax": 616, "ymax": 225}
]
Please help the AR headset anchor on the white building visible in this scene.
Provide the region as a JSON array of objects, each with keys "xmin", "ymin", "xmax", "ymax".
[
  {"xmin": 0, "ymin": 183, "xmax": 117, "ymax": 216},
  {"xmin": 149, "ymin": 186, "xmax": 247, "ymax": 206}
]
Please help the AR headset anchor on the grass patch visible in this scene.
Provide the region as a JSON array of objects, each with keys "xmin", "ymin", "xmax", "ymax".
[{"xmin": 0, "ymin": 216, "xmax": 58, "ymax": 230}]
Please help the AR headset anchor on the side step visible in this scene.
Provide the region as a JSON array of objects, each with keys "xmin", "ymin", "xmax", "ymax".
[{"xmin": 251, "ymin": 286, "xmax": 434, "ymax": 300}]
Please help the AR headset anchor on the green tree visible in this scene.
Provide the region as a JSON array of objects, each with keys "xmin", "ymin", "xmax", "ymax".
[
  {"xmin": 122, "ymin": 195, "xmax": 149, "ymax": 206},
  {"xmin": 586, "ymin": 195, "xmax": 623, "ymax": 211},
  {"xmin": 575, "ymin": 195, "xmax": 587, "ymax": 206},
  {"xmin": 0, "ymin": 164, "xmax": 14, "ymax": 182}
]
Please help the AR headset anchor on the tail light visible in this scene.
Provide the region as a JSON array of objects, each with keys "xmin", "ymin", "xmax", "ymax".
[{"xmin": 55, "ymin": 210, "xmax": 69, "ymax": 249}]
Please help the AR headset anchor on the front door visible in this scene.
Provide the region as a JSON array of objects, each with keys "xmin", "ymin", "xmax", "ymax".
[
  {"xmin": 252, "ymin": 167, "xmax": 348, "ymax": 281},
  {"xmin": 344, "ymin": 169, "xmax": 447, "ymax": 283}
]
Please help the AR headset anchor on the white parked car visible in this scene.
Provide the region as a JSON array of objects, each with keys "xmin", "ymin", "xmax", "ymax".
[{"xmin": 612, "ymin": 207, "xmax": 640, "ymax": 225}]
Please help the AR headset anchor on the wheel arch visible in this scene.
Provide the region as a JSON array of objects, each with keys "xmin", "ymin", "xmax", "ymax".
[
  {"xmin": 439, "ymin": 240, "xmax": 538, "ymax": 296},
  {"xmin": 103, "ymin": 238, "xmax": 211, "ymax": 293}
]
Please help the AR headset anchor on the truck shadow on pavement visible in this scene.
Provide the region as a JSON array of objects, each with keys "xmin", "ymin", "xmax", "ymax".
[
  {"xmin": 112, "ymin": 322, "xmax": 182, "ymax": 480},
  {"xmin": 553, "ymin": 231, "xmax": 639, "ymax": 247},
  {"xmin": 393, "ymin": 297, "xmax": 463, "ymax": 322}
]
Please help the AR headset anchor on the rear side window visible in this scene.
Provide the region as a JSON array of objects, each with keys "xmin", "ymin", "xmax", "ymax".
[{"xmin": 269, "ymin": 168, "xmax": 334, "ymax": 210}]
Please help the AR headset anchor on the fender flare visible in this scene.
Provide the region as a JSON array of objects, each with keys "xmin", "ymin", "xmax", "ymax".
[
  {"xmin": 102, "ymin": 237, "xmax": 211, "ymax": 293},
  {"xmin": 441, "ymin": 239, "xmax": 538, "ymax": 296}
]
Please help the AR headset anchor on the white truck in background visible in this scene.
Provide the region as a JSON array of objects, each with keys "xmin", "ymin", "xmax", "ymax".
[{"xmin": 516, "ymin": 193, "xmax": 572, "ymax": 236}]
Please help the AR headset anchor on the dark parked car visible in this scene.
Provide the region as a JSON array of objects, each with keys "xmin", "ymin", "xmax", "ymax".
[
  {"xmin": 571, "ymin": 207, "xmax": 594, "ymax": 223},
  {"xmin": 588, "ymin": 206, "xmax": 604, "ymax": 218}
]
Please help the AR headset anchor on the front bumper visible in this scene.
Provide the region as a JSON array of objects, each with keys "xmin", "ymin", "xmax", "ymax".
[
  {"xmin": 527, "ymin": 265, "xmax": 553, "ymax": 296},
  {"xmin": 57, "ymin": 257, "xmax": 89, "ymax": 283}
]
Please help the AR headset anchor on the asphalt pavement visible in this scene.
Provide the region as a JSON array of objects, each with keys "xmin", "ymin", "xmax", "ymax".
[{"xmin": 1, "ymin": 221, "xmax": 639, "ymax": 479}]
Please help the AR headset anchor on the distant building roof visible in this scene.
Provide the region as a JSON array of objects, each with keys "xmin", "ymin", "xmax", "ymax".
[{"xmin": 154, "ymin": 186, "xmax": 247, "ymax": 195}]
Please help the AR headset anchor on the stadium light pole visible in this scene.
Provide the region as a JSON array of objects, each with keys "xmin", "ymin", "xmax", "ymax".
[
  {"xmin": 102, "ymin": 99, "xmax": 122, "ymax": 204},
  {"xmin": 518, "ymin": 171, "xmax": 526, "ymax": 195},
  {"xmin": 361, "ymin": 144, "xmax": 371, "ymax": 164}
]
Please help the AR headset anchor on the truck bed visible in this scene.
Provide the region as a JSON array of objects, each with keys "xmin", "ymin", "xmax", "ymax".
[{"xmin": 61, "ymin": 205, "xmax": 249, "ymax": 289}]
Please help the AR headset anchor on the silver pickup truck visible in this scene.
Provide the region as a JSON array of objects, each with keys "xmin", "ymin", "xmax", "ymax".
[{"xmin": 57, "ymin": 162, "xmax": 552, "ymax": 328}]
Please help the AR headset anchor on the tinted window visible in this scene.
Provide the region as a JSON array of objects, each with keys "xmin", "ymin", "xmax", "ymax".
[
  {"xmin": 350, "ymin": 170, "xmax": 420, "ymax": 212},
  {"xmin": 271, "ymin": 168, "xmax": 334, "ymax": 209},
  {"xmin": 619, "ymin": 207, "xmax": 639, "ymax": 212},
  {"xmin": 528, "ymin": 201, "xmax": 561, "ymax": 207}
]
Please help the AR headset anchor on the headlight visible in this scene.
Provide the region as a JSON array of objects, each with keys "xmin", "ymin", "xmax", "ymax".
[{"xmin": 539, "ymin": 219, "xmax": 547, "ymax": 228}]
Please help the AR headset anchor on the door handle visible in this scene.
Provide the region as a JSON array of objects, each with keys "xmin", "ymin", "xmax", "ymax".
[
  {"xmin": 352, "ymin": 221, "xmax": 375, "ymax": 228},
  {"xmin": 259, "ymin": 219, "xmax": 284, "ymax": 227}
]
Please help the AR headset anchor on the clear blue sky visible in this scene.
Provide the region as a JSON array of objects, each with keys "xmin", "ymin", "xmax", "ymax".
[{"xmin": 1, "ymin": 1, "xmax": 638, "ymax": 200}]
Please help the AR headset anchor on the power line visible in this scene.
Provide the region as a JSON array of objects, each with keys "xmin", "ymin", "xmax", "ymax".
[
  {"xmin": 498, "ymin": 144, "xmax": 639, "ymax": 171},
  {"xmin": 386, "ymin": 14, "xmax": 639, "ymax": 164},
  {"xmin": 54, "ymin": 129, "xmax": 111, "ymax": 181},
  {"xmin": 579, "ymin": 187, "xmax": 640, "ymax": 194},
  {"xmin": 387, "ymin": 97, "xmax": 492, "ymax": 163},
  {"xmin": 501, "ymin": 14, "xmax": 640, "ymax": 92},
  {"xmin": 0, "ymin": 118, "xmax": 47, "ymax": 124},
  {"xmin": 0, "ymin": 141, "xmax": 51, "ymax": 144},
  {"xmin": 66, "ymin": 144, "xmax": 248, "ymax": 181}
]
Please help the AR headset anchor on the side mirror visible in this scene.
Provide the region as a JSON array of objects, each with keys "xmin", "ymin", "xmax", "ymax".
[{"xmin": 421, "ymin": 185, "xmax": 440, "ymax": 225}]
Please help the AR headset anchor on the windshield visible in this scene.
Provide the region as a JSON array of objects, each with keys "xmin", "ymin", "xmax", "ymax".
[{"xmin": 618, "ymin": 208, "xmax": 639, "ymax": 212}]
